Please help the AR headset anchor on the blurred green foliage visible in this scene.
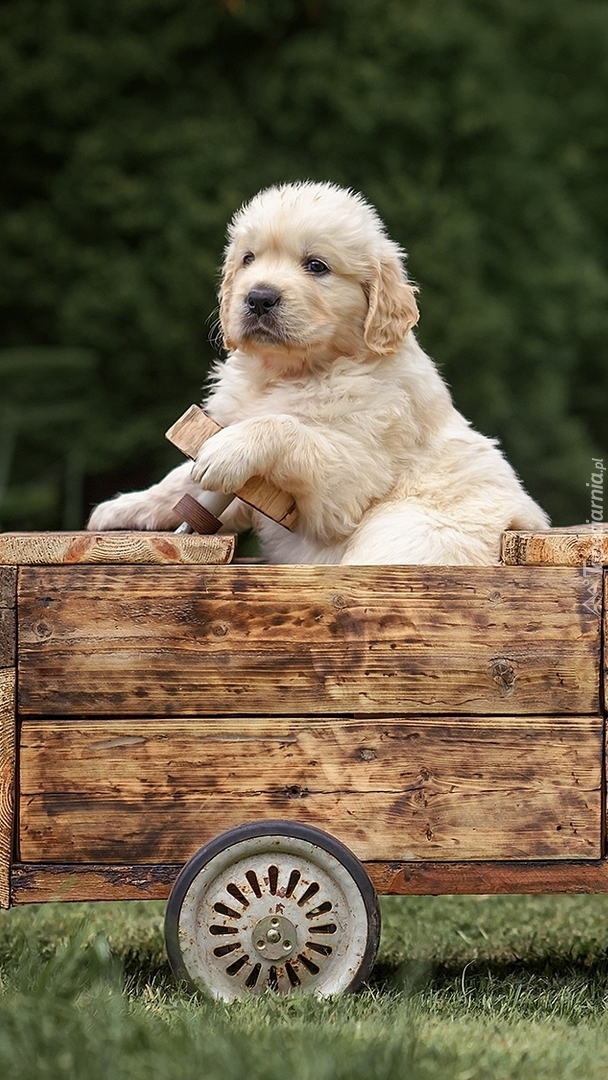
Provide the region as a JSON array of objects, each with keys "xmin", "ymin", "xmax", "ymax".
[{"xmin": 1, "ymin": 0, "xmax": 606, "ymax": 528}]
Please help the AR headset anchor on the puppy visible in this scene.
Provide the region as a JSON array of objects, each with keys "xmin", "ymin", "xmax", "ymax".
[{"xmin": 88, "ymin": 181, "xmax": 549, "ymax": 563}]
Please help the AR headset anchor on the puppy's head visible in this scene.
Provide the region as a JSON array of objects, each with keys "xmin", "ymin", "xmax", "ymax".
[{"xmin": 219, "ymin": 181, "xmax": 419, "ymax": 372}]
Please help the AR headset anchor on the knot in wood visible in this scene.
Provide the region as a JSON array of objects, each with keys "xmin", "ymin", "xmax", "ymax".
[
  {"xmin": 490, "ymin": 657, "xmax": 516, "ymax": 691},
  {"xmin": 35, "ymin": 622, "xmax": 51, "ymax": 639},
  {"xmin": 358, "ymin": 747, "xmax": 377, "ymax": 762},
  {"xmin": 332, "ymin": 594, "xmax": 348, "ymax": 609},
  {"xmin": 211, "ymin": 622, "xmax": 228, "ymax": 638}
]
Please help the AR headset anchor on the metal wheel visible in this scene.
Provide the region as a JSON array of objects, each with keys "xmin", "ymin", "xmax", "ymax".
[{"xmin": 164, "ymin": 821, "xmax": 381, "ymax": 1000}]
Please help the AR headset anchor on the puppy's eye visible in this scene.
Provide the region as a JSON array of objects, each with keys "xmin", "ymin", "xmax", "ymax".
[
  {"xmin": 304, "ymin": 258, "xmax": 330, "ymax": 275},
  {"xmin": 242, "ymin": 252, "xmax": 255, "ymax": 266}
]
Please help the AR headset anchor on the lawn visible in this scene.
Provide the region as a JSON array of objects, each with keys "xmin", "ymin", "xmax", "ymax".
[{"xmin": 2, "ymin": 893, "xmax": 608, "ymax": 1079}]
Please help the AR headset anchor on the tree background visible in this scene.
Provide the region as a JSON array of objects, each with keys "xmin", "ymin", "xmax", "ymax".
[{"xmin": 1, "ymin": 0, "xmax": 606, "ymax": 530}]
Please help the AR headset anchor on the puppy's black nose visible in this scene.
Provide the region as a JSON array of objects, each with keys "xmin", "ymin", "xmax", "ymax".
[{"xmin": 245, "ymin": 286, "xmax": 281, "ymax": 316}]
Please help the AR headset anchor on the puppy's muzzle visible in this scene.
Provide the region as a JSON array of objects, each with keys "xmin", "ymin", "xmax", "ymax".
[{"xmin": 241, "ymin": 284, "xmax": 284, "ymax": 341}]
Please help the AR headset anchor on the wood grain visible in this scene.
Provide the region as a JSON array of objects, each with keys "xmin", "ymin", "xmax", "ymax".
[
  {"xmin": 12, "ymin": 859, "xmax": 608, "ymax": 904},
  {"xmin": 502, "ymin": 525, "xmax": 608, "ymax": 566},
  {"xmin": 0, "ymin": 531, "xmax": 235, "ymax": 566},
  {"xmin": 165, "ymin": 405, "xmax": 224, "ymax": 456},
  {"xmin": 16, "ymin": 565, "xmax": 601, "ymax": 717},
  {"xmin": 165, "ymin": 405, "xmax": 298, "ymax": 529},
  {"xmin": 0, "ymin": 567, "xmax": 16, "ymax": 667},
  {"xmin": 18, "ymin": 714, "xmax": 602, "ymax": 863},
  {"xmin": 367, "ymin": 859, "xmax": 608, "ymax": 895},
  {"xmin": 0, "ymin": 669, "xmax": 16, "ymax": 908},
  {"xmin": 0, "ymin": 566, "xmax": 17, "ymax": 601},
  {"xmin": 11, "ymin": 863, "xmax": 180, "ymax": 903}
]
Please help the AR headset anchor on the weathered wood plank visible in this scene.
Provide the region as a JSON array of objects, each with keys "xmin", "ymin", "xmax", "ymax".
[
  {"xmin": 12, "ymin": 859, "xmax": 608, "ymax": 904},
  {"xmin": 0, "ymin": 668, "xmax": 16, "ymax": 908},
  {"xmin": 0, "ymin": 611, "xmax": 15, "ymax": 668},
  {"xmin": 11, "ymin": 863, "xmax": 179, "ymax": 903},
  {"xmin": 369, "ymin": 859, "xmax": 608, "ymax": 895},
  {"xmin": 19, "ymin": 716, "xmax": 602, "ymax": 799},
  {"xmin": 502, "ymin": 524, "xmax": 608, "ymax": 566},
  {"xmin": 19, "ymin": 715, "xmax": 602, "ymax": 863},
  {"xmin": 0, "ymin": 531, "xmax": 234, "ymax": 565},
  {"xmin": 17, "ymin": 565, "xmax": 601, "ymax": 716},
  {"xmin": 0, "ymin": 566, "xmax": 17, "ymax": 601},
  {"xmin": 0, "ymin": 567, "xmax": 16, "ymax": 667}
]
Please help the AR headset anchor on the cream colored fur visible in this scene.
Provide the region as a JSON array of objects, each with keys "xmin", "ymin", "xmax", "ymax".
[{"xmin": 88, "ymin": 181, "xmax": 549, "ymax": 563}]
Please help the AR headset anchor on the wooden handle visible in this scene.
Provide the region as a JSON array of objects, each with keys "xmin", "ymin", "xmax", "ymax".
[
  {"xmin": 166, "ymin": 405, "xmax": 298, "ymax": 531},
  {"xmin": 173, "ymin": 494, "xmax": 223, "ymax": 535}
]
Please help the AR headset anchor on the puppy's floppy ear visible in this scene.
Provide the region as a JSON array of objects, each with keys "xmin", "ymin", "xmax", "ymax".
[
  {"xmin": 218, "ymin": 247, "xmax": 238, "ymax": 351},
  {"xmin": 364, "ymin": 257, "xmax": 419, "ymax": 355}
]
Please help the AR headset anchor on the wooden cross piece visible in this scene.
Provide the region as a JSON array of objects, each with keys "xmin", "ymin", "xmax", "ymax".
[{"xmin": 165, "ymin": 405, "xmax": 298, "ymax": 534}]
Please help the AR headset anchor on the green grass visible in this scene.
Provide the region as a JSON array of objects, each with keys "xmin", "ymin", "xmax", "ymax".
[{"xmin": 2, "ymin": 894, "xmax": 608, "ymax": 1078}]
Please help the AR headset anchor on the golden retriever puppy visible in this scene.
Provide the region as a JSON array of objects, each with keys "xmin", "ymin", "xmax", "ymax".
[{"xmin": 88, "ymin": 181, "xmax": 549, "ymax": 562}]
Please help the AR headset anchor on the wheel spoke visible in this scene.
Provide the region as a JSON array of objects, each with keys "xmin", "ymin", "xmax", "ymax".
[
  {"xmin": 213, "ymin": 942, "xmax": 240, "ymax": 957},
  {"xmin": 297, "ymin": 881, "xmax": 320, "ymax": 907},
  {"xmin": 298, "ymin": 953, "xmax": 320, "ymax": 975},
  {"xmin": 226, "ymin": 882, "xmax": 249, "ymax": 907},
  {"xmin": 267, "ymin": 864, "xmax": 279, "ymax": 895}
]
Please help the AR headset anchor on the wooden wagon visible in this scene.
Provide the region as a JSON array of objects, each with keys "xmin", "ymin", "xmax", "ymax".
[{"xmin": 0, "ymin": 523, "xmax": 607, "ymax": 997}]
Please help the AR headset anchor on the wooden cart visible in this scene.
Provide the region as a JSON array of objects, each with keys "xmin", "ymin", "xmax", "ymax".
[{"xmin": 1, "ymin": 524, "xmax": 607, "ymax": 997}]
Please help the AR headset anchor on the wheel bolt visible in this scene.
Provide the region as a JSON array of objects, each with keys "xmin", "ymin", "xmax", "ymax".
[{"xmin": 252, "ymin": 914, "xmax": 297, "ymax": 960}]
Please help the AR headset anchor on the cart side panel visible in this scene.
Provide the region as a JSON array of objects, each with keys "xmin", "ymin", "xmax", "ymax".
[
  {"xmin": 18, "ymin": 715, "xmax": 603, "ymax": 863},
  {"xmin": 17, "ymin": 565, "xmax": 601, "ymax": 716},
  {"xmin": 0, "ymin": 566, "xmax": 16, "ymax": 909}
]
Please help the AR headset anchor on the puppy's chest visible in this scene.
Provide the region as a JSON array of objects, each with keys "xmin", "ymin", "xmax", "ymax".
[{"xmin": 216, "ymin": 377, "xmax": 372, "ymax": 429}]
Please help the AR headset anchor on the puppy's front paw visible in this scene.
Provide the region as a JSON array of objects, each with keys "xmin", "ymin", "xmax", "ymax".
[
  {"xmin": 87, "ymin": 495, "xmax": 139, "ymax": 530},
  {"xmin": 87, "ymin": 491, "xmax": 175, "ymax": 531},
  {"xmin": 191, "ymin": 425, "xmax": 260, "ymax": 493}
]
